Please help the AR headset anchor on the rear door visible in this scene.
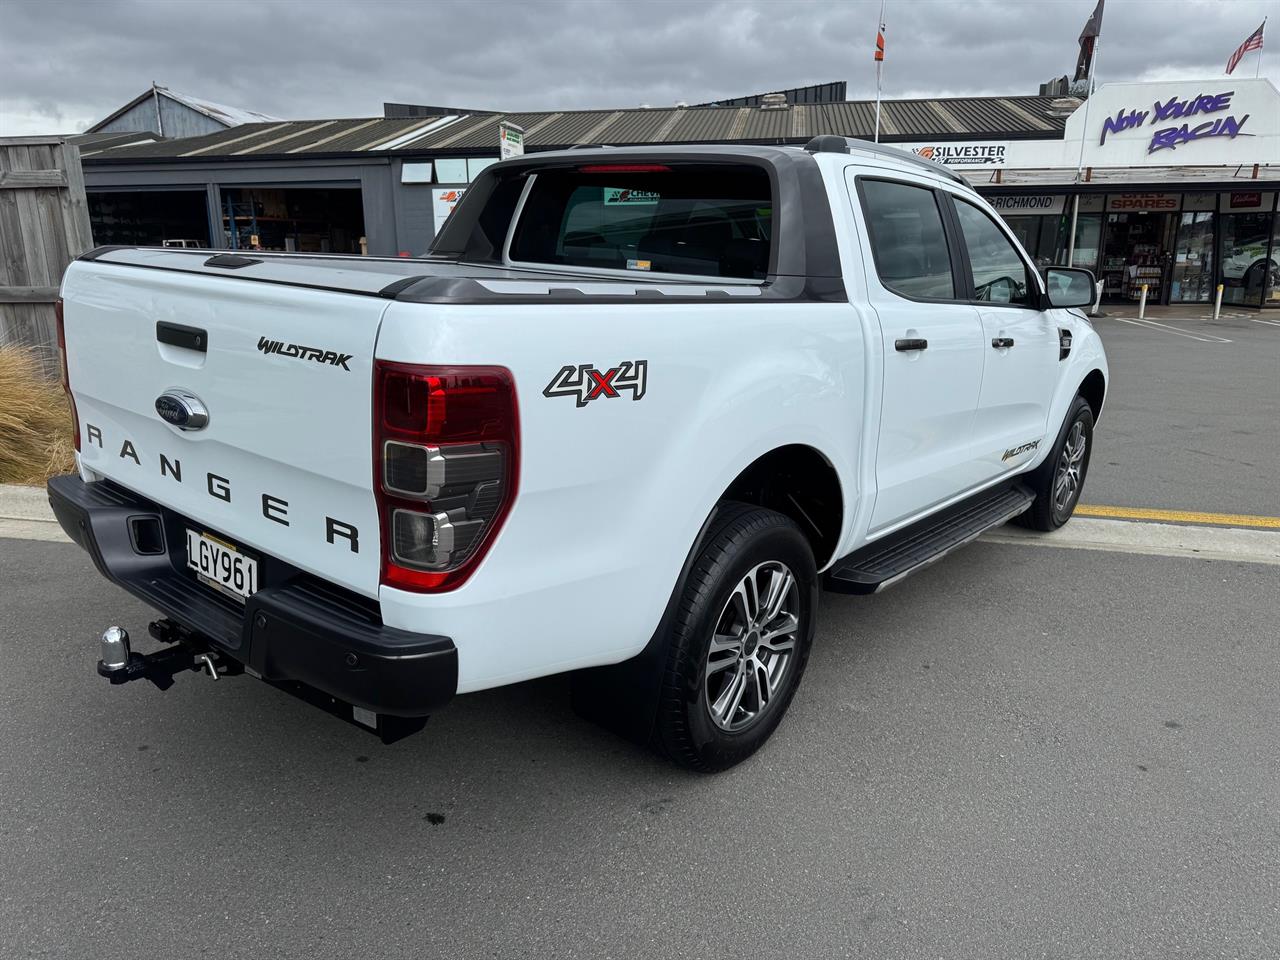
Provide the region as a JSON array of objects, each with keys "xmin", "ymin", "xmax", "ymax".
[
  {"xmin": 849, "ymin": 173, "xmax": 987, "ymax": 534},
  {"xmin": 62, "ymin": 254, "xmax": 389, "ymax": 597},
  {"xmin": 946, "ymin": 195, "xmax": 1061, "ymax": 478}
]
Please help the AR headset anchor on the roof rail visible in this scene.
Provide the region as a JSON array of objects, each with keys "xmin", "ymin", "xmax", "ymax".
[{"xmin": 803, "ymin": 135, "xmax": 966, "ymax": 185}]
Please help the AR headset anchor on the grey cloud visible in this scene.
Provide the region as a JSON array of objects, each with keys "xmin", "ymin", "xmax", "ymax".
[{"xmin": 1, "ymin": 0, "xmax": 1275, "ymax": 135}]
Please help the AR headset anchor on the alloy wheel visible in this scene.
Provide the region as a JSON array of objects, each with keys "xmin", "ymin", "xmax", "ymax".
[
  {"xmin": 1053, "ymin": 419, "xmax": 1087, "ymax": 514},
  {"xmin": 704, "ymin": 560, "xmax": 801, "ymax": 732}
]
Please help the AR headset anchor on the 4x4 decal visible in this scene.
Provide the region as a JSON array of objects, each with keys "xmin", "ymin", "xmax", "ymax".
[{"xmin": 543, "ymin": 361, "xmax": 648, "ymax": 408}]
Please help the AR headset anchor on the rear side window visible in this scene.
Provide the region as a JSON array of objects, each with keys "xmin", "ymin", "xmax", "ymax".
[
  {"xmin": 508, "ymin": 164, "xmax": 773, "ymax": 279},
  {"xmin": 953, "ymin": 199, "xmax": 1034, "ymax": 306},
  {"xmin": 859, "ymin": 179, "xmax": 955, "ymax": 300}
]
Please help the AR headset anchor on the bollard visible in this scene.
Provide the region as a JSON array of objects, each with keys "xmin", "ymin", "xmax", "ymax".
[
  {"xmin": 1138, "ymin": 283, "xmax": 1148, "ymax": 319},
  {"xmin": 1090, "ymin": 280, "xmax": 1104, "ymax": 317},
  {"xmin": 1213, "ymin": 283, "xmax": 1224, "ymax": 320}
]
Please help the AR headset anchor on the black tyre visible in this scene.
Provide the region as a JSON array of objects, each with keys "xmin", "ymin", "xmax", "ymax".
[
  {"xmin": 653, "ymin": 502, "xmax": 817, "ymax": 772},
  {"xmin": 1016, "ymin": 395, "xmax": 1095, "ymax": 532}
]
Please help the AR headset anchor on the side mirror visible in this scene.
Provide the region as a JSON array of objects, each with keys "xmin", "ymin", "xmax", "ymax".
[{"xmin": 1042, "ymin": 267, "xmax": 1097, "ymax": 309}]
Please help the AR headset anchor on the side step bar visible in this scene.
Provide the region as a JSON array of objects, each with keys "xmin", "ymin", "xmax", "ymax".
[{"xmin": 826, "ymin": 483, "xmax": 1035, "ymax": 594}]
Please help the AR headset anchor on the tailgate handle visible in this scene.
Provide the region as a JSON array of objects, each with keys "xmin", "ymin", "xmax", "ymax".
[
  {"xmin": 156, "ymin": 321, "xmax": 207, "ymax": 353},
  {"xmin": 204, "ymin": 253, "xmax": 260, "ymax": 269}
]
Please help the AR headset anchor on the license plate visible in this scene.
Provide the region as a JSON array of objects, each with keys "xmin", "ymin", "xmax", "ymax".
[{"xmin": 186, "ymin": 528, "xmax": 258, "ymax": 601}]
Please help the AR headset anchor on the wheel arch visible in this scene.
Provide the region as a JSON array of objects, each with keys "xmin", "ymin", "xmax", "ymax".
[
  {"xmin": 1078, "ymin": 368, "xmax": 1106, "ymax": 424},
  {"xmin": 719, "ymin": 443, "xmax": 845, "ymax": 569}
]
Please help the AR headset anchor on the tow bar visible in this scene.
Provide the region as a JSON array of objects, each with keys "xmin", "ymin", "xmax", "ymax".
[
  {"xmin": 97, "ymin": 619, "xmax": 241, "ymax": 689},
  {"xmin": 94, "ymin": 619, "xmax": 426, "ymax": 744}
]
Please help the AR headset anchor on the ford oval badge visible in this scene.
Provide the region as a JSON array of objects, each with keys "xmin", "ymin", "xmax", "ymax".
[{"xmin": 154, "ymin": 390, "xmax": 210, "ymax": 431}]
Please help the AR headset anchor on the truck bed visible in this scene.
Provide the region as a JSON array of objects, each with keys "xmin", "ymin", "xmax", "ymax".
[{"xmin": 81, "ymin": 246, "xmax": 773, "ymax": 305}]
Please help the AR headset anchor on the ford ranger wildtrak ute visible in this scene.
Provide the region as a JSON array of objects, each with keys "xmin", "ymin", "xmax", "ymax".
[{"xmin": 49, "ymin": 137, "xmax": 1107, "ymax": 771}]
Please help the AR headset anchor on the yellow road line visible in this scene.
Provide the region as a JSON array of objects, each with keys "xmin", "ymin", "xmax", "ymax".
[{"xmin": 1076, "ymin": 504, "xmax": 1280, "ymax": 529}]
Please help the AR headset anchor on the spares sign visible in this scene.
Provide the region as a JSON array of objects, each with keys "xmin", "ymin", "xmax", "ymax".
[{"xmin": 908, "ymin": 141, "xmax": 1009, "ymax": 167}]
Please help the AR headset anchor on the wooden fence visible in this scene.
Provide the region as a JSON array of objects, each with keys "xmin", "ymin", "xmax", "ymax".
[{"xmin": 0, "ymin": 137, "xmax": 94, "ymax": 377}]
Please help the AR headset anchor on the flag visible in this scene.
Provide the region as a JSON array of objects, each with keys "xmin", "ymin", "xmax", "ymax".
[
  {"xmin": 1074, "ymin": 0, "xmax": 1105, "ymax": 82},
  {"xmin": 875, "ymin": 23, "xmax": 885, "ymax": 62},
  {"xmin": 1226, "ymin": 21, "xmax": 1265, "ymax": 74}
]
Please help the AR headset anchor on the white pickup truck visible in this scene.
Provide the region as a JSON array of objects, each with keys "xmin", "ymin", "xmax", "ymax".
[{"xmin": 50, "ymin": 137, "xmax": 1107, "ymax": 770}]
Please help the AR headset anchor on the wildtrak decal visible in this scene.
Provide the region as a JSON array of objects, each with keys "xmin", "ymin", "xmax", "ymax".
[
  {"xmin": 82, "ymin": 423, "xmax": 360, "ymax": 553},
  {"xmin": 543, "ymin": 360, "xmax": 648, "ymax": 408},
  {"xmin": 257, "ymin": 336, "xmax": 353, "ymax": 371},
  {"xmin": 1002, "ymin": 439, "xmax": 1041, "ymax": 462}
]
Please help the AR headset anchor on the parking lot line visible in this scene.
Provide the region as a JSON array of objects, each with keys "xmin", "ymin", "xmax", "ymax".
[
  {"xmin": 1076, "ymin": 503, "xmax": 1280, "ymax": 529},
  {"xmin": 982, "ymin": 516, "xmax": 1280, "ymax": 566},
  {"xmin": 1109, "ymin": 317, "xmax": 1233, "ymax": 343}
]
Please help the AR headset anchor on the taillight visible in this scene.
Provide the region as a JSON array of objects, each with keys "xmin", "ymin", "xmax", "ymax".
[
  {"xmin": 55, "ymin": 298, "xmax": 81, "ymax": 453},
  {"xmin": 373, "ymin": 362, "xmax": 519, "ymax": 592}
]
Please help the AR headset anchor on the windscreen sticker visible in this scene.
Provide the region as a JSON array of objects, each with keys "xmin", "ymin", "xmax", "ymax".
[
  {"xmin": 626, "ymin": 258, "xmax": 651, "ymax": 271},
  {"xmin": 604, "ymin": 188, "xmax": 659, "ymax": 205}
]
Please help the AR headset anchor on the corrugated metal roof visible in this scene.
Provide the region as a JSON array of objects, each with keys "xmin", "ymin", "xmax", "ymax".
[
  {"xmin": 86, "ymin": 86, "xmax": 279, "ymax": 134},
  {"xmin": 87, "ymin": 94, "xmax": 1080, "ymax": 163}
]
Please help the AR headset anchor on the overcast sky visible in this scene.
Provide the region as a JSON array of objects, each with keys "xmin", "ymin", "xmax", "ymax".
[{"xmin": 1, "ymin": 0, "xmax": 1276, "ymax": 135}]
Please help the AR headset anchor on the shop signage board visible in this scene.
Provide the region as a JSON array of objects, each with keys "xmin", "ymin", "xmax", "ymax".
[
  {"xmin": 432, "ymin": 188, "xmax": 467, "ymax": 233},
  {"xmin": 1105, "ymin": 193, "xmax": 1180, "ymax": 212},
  {"xmin": 987, "ymin": 194, "xmax": 1066, "ymax": 215},
  {"xmin": 1052, "ymin": 77, "xmax": 1280, "ymax": 168},
  {"xmin": 499, "ymin": 121, "xmax": 524, "ymax": 161},
  {"xmin": 901, "ymin": 141, "xmax": 1010, "ymax": 167}
]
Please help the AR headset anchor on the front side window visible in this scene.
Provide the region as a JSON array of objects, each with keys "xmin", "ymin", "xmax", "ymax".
[
  {"xmin": 859, "ymin": 179, "xmax": 955, "ymax": 300},
  {"xmin": 954, "ymin": 200, "xmax": 1034, "ymax": 306},
  {"xmin": 508, "ymin": 164, "xmax": 773, "ymax": 280}
]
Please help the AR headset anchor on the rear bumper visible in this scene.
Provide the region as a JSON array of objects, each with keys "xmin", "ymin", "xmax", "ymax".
[{"xmin": 47, "ymin": 474, "xmax": 457, "ymax": 717}]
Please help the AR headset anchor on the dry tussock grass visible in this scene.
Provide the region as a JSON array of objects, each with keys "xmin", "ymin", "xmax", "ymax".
[{"xmin": 0, "ymin": 345, "xmax": 76, "ymax": 485}]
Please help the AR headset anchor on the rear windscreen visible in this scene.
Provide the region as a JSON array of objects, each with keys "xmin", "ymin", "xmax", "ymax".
[{"xmin": 508, "ymin": 164, "xmax": 773, "ymax": 280}]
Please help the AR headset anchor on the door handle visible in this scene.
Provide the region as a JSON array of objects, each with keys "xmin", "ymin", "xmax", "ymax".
[
  {"xmin": 894, "ymin": 338, "xmax": 928, "ymax": 352},
  {"xmin": 991, "ymin": 337, "xmax": 1015, "ymax": 349}
]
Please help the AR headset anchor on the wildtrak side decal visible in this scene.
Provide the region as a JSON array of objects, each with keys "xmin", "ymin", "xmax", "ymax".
[
  {"xmin": 257, "ymin": 336, "xmax": 353, "ymax": 371},
  {"xmin": 1002, "ymin": 439, "xmax": 1041, "ymax": 462},
  {"xmin": 543, "ymin": 360, "xmax": 648, "ymax": 408}
]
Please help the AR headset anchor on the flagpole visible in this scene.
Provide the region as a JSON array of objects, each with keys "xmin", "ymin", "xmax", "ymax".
[
  {"xmin": 1257, "ymin": 18, "xmax": 1266, "ymax": 78},
  {"xmin": 874, "ymin": 0, "xmax": 886, "ymax": 143},
  {"xmin": 1068, "ymin": 35, "xmax": 1101, "ymax": 266}
]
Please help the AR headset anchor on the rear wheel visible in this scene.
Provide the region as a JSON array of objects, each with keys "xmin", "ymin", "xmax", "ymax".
[
  {"xmin": 1017, "ymin": 395, "xmax": 1094, "ymax": 531},
  {"xmin": 653, "ymin": 503, "xmax": 816, "ymax": 772}
]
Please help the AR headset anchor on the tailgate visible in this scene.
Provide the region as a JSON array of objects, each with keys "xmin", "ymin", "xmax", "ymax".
[{"xmin": 61, "ymin": 256, "xmax": 390, "ymax": 597}]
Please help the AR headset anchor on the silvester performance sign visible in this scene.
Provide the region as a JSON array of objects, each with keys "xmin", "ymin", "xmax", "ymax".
[{"xmin": 905, "ymin": 142, "xmax": 1009, "ymax": 167}]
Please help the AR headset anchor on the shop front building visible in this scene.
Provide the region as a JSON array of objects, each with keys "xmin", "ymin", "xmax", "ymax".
[
  {"xmin": 910, "ymin": 78, "xmax": 1280, "ymax": 308},
  {"xmin": 981, "ymin": 188, "xmax": 1278, "ymax": 306}
]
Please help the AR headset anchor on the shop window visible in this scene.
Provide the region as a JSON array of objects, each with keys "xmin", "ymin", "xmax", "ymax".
[
  {"xmin": 1056, "ymin": 214, "xmax": 1102, "ymax": 273},
  {"xmin": 1268, "ymin": 213, "xmax": 1280, "ymax": 307},
  {"xmin": 1099, "ymin": 212, "xmax": 1173, "ymax": 302},
  {"xmin": 1220, "ymin": 211, "xmax": 1275, "ymax": 308},
  {"xmin": 1001, "ymin": 215, "xmax": 1058, "ymax": 266},
  {"xmin": 1170, "ymin": 211, "xmax": 1215, "ymax": 303}
]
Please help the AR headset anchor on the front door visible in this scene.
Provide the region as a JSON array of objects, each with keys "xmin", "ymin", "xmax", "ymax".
[
  {"xmin": 949, "ymin": 197, "xmax": 1060, "ymax": 478},
  {"xmin": 851, "ymin": 174, "xmax": 988, "ymax": 534}
]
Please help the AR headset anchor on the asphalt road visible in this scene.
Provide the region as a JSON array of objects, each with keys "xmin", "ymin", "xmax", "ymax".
[
  {"xmin": 3, "ymin": 534, "xmax": 1277, "ymax": 959},
  {"xmin": 1084, "ymin": 309, "xmax": 1280, "ymax": 517}
]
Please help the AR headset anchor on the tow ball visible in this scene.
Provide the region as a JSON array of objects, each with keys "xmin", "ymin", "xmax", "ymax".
[{"xmin": 97, "ymin": 620, "xmax": 241, "ymax": 690}]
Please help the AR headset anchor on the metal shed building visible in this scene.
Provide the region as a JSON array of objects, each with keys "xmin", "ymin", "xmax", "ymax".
[{"xmin": 79, "ymin": 93, "xmax": 1078, "ymax": 257}]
